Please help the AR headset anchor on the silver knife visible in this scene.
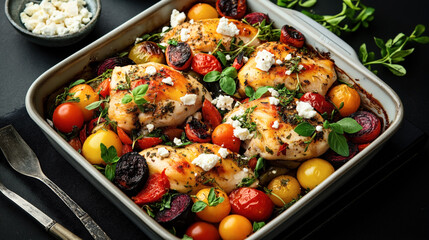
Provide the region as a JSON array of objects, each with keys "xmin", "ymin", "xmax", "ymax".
[{"xmin": 0, "ymin": 181, "xmax": 81, "ymax": 240}]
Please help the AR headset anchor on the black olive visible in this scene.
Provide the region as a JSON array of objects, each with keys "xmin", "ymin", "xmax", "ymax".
[{"xmin": 114, "ymin": 152, "xmax": 149, "ymax": 195}]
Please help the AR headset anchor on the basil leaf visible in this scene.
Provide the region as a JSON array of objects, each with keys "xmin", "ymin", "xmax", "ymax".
[
  {"xmin": 207, "ymin": 188, "xmax": 216, "ymax": 204},
  {"xmin": 328, "ymin": 122, "xmax": 344, "ymax": 134},
  {"xmin": 121, "ymin": 94, "xmax": 133, "ymax": 104},
  {"xmin": 412, "ymin": 36, "xmax": 429, "ymax": 44},
  {"xmin": 245, "ymin": 86, "xmax": 255, "ymax": 98},
  {"xmin": 253, "ymin": 222, "xmax": 266, "ymax": 232},
  {"xmin": 253, "ymin": 86, "xmax": 272, "ymax": 100},
  {"xmin": 254, "ymin": 157, "xmax": 265, "ymax": 178},
  {"xmin": 294, "ymin": 122, "xmax": 315, "ymax": 137},
  {"xmin": 191, "ymin": 201, "xmax": 207, "ymax": 213},
  {"xmin": 215, "ymin": 51, "xmax": 227, "ymax": 66},
  {"xmin": 328, "ymin": 131, "xmax": 349, "ymax": 157},
  {"xmin": 134, "ymin": 97, "xmax": 148, "ymax": 105},
  {"xmin": 383, "ymin": 63, "xmax": 406, "ymax": 76},
  {"xmin": 299, "ymin": 0, "xmax": 317, "ymax": 8},
  {"xmin": 70, "ymin": 79, "xmax": 85, "ymax": 88},
  {"xmin": 104, "ymin": 164, "xmax": 116, "ymax": 181},
  {"xmin": 336, "ymin": 117, "xmax": 362, "ymax": 134},
  {"xmin": 219, "ymin": 76, "xmax": 236, "ymax": 95},
  {"xmin": 85, "ymin": 100, "xmax": 103, "ymax": 110},
  {"xmin": 203, "ymin": 71, "xmax": 221, "ymax": 82},
  {"xmin": 132, "ymin": 84, "xmax": 149, "ymax": 98},
  {"xmin": 221, "ymin": 67, "xmax": 237, "ymax": 79}
]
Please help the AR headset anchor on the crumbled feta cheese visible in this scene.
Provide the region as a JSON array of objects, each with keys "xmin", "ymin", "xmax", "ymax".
[
  {"xmin": 173, "ymin": 137, "xmax": 183, "ymax": 146},
  {"xmin": 170, "ymin": 9, "xmax": 186, "ymax": 28},
  {"xmin": 157, "ymin": 147, "xmax": 170, "ymax": 158},
  {"xmin": 192, "ymin": 154, "xmax": 220, "ymax": 171},
  {"xmin": 233, "ymin": 127, "xmax": 253, "ymax": 140},
  {"xmin": 213, "ymin": 95, "xmax": 234, "ymax": 110},
  {"xmin": 243, "ymin": 56, "xmax": 249, "ymax": 63},
  {"xmin": 242, "ymin": 167, "xmax": 249, "ymax": 173},
  {"xmin": 255, "ymin": 50, "xmax": 275, "ymax": 71},
  {"xmin": 316, "ymin": 125, "xmax": 323, "ymax": 132},
  {"xmin": 180, "ymin": 94, "xmax": 197, "ymax": 105},
  {"xmin": 285, "ymin": 69, "xmax": 292, "ymax": 75},
  {"xmin": 296, "ymin": 101, "xmax": 317, "ymax": 119},
  {"xmin": 180, "ymin": 28, "xmax": 190, "ymax": 41},
  {"xmin": 145, "ymin": 66, "xmax": 157, "ymax": 76},
  {"xmin": 298, "ymin": 64, "xmax": 304, "ymax": 71},
  {"xmin": 194, "ymin": 172, "xmax": 198, "ymax": 177},
  {"xmin": 268, "ymin": 88, "xmax": 279, "ymax": 97},
  {"xmin": 162, "ymin": 77, "xmax": 174, "ymax": 86},
  {"xmin": 226, "ymin": 54, "xmax": 231, "ymax": 61},
  {"xmin": 160, "ymin": 26, "xmax": 170, "ymax": 37},
  {"xmin": 135, "ymin": 37, "xmax": 143, "ymax": 45},
  {"xmin": 189, "ymin": 19, "xmax": 194, "ymax": 24},
  {"xmin": 272, "ymin": 120, "xmax": 279, "ymax": 129},
  {"xmin": 231, "ymin": 120, "xmax": 242, "ymax": 128},
  {"xmin": 271, "ymin": 169, "xmax": 277, "ymax": 174},
  {"xmin": 146, "ymin": 124, "xmax": 154, "ymax": 133},
  {"xmin": 276, "ymin": 59, "xmax": 283, "ymax": 65},
  {"xmin": 285, "ymin": 54, "xmax": 292, "ymax": 61},
  {"xmin": 216, "ymin": 17, "xmax": 240, "ymax": 37},
  {"xmin": 269, "ymin": 97, "xmax": 280, "ymax": 106},
  {"xmin": 218, "ymin": 148, "xmax": 229, "ymax": 158}
]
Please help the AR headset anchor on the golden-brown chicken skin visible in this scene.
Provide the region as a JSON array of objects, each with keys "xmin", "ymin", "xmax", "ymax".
[
  {"xmin": 224, "ymin": 98, "xmax": 330, "ymax": 161},
  {"xmin": 140, "ymin": 143, "xmax": 257, "ymax": 194},
  {"xmin": 161, "ymin": 18, "xmax": 260, "ymax": 53},
  {"xmin": 108, "ymin": 63, "xmax": 211, "ymax": 133},
  {"xmin": 238, "ymin": 42, "xmax": 337, "ymax": 97}
]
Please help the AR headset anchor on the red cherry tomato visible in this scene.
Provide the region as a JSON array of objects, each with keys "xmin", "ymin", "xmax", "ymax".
[
  {"xmin": 96, "ymin": 78, "xmax": 111, "ymax": 98},
  {"xmin": 117, "ymin": 127, "xmax": 133, "ymax": 145},
  {"xmin": 132, "ymin": 169, "xmax": 170, "ymax": 205},
  {"xmin": 202, "ymin": 99, "xmax": 222, "ymax": 129},
  {"xmin": 212, "ymin": 123, "xmax": 241, "ymax": 152},
  {"xmin": 240, "ymin": 98, "xmax": 250, "ymax": 104},
  {"xmin": 166, "ymin": 42, "xmax": 193, "ymax": 71},
  {"xmin": 280, "ymin": 25, "xmax": 305, "ymax": 48},
  {"xmin": 52, "ymin": 102, "xmax": 84, "ymax": 133},
  {"xmin": 248, "ymin": 157, "xmax": 257, "ymax": 170},
  {"xmin": 232, "ymin": 52, "xmax": 245, "ymax": 71},
  {"xmin": 229, "ymin": 187, "xmax": 274, "ymax": 222},
  {"xmin": 185, "ymin": 222, "xmax": 220, "ymax": 240},
  {"xmin": 68, "ymin": 137, "xmax": 82, "ymax": 151},
  {"xmin": 121, "ymin": 144, "xmax": 133, "ymax": 156},
  {"xmin": 300, "ymin": 92, "xmax": 335, "ymax": 115},
  {"xmin": 185, "ymin": 119, "xmax": 211, "ymax": 143},
  {"xmin": 163, "ymin": 127, "xmax": 184, "ymax": 141},
  {"xmin": 191, "ymin": 53, "xmax": 222, "ymax": 76},
  {"xmin": 87, "ymin": 117, "xmax": 106, "ymax": 134},
  {"xmin": 137, "ymin": 137, "xmax": 163, "ymax": 150},
  {"xmin": 216, "ymin": 0, "xmax": 247, "ymax": 19}
]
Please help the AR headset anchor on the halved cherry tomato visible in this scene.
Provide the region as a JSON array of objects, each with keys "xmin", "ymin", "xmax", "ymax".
[
  {"xmin": 137, "ymin": 137, "xmax": 163, "ymax": 150},
  {"xmin": 191, "ymin": 53, "xmax": 222, "ymax": 76},
  {"xmin": 163, "ymin": 128, "xmax": 184, "ymax": 141},
  {"xmin": 185, "ymin": 118, "xmax": 211, "ymax": 143},
  {"xmin": 121, "ymin": 144, "xmax": 133, "ymax": 156},
  {"xmin": 52, "ymin": 102, "xmax": 84, "ymax": 133},
  {"xmin": 96, "ymin": 78, "xmax": 111, "ymax": 98},
  {"xmin": 132, "ymin": 169, "xmax": 170, "ymax": 205},
  {"xmin": 300, "ymin": 92, "xmax": 335, "ymax": 115},
  {"xmin": 117, "ymin": 127, "xmax": 133, "ymax": 145},
  {"xmin": 280, "ymin": 25, "xmax": 305, "ymax": 48},
  {"xmin": 202, "ymin": 99, "xmax": 222, "ymax": 129},
  {"xmin": 211, "ymin": 123, "xmax": 240, "ymax": 152},
  {"xmin": 67, "ymin": 84, "xmax": 99, "ymax": 121},
  {"xmin": 185, "ymin": 222, "xmax": 220, "ymax": 240},
  {"xmin": 68, "ymin": 137, "xmax": 82, "ymax": 151},
  {"xmin": 216, "ymin": 0, "xmax": 247, "ymax": 19},
  {"xmin": 229, "ymin": 187, "xmax": 274, "ymax": 222},
  {"xmin": 218, "ymin": 214, "xmax": 252, "ymax": 240},
  {"xmin": 166, "ymin": 42, "xmax": 193, "ymax": 71}
]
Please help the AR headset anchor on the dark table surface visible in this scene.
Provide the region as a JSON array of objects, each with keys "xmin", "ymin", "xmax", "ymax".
[{"xmin": 1, "ymin": 0, "xmax": 429, "ymax": 239}]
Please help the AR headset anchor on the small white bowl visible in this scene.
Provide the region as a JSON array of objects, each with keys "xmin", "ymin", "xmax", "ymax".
[{"xmin": 5, "ymin": 0, "xmax": 101, "ymax": 47}]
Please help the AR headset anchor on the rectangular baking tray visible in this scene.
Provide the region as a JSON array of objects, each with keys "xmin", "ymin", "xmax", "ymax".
[{"xmin": 26, "ymin": 0, "xmax": 403, "ymax": 239}]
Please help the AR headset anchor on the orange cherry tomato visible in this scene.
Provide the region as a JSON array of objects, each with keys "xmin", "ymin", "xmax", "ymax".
[
  {"xmin": 191, "ymin": 53, "xmax": 222, "ymax": 76},
  {"xmin": 52, "ymin": 102, "xmax": 84, "ymax": 133},
  {"xmin": 188, "ymin": 3, "xmax": 218, "ymax": 20},
  {"xmin": 95, "ymin": 78, "xmax": 111, "ymax": 98},
  {"xmin": 229, "ymin": 187, "xmax": 274, "ymax": 221},
  {"xmin": 67, "ymin": 84, "xmax": 99, "ymax": 121},
  {"xmin": 186, "ymin": 222, "xmax": 220, "ymax": 240},
  {"xmin": 137, "ymin": 137, "xmax": 163, "ymax": 150},
  {"xmin": 327, "ymin": 84, "xmax": 361, "ymax": 117},
  {"xmin": 212, "ymin": 123, "xmax": 241, "ymax": 152},
  {"xmin": 216, "ymin": 0, "xmax": 247, "ymax": 19},
  {"xmin": 218, "ymin": 215, "xmax": 252, "ymax": 240},
  {"xmin": 202, "ymin": 99, "xmax": 222, "ymax": 129},
  {"xmin": 117, "ymin": 127, "xmax": 133, "ymax": 145},
  {"xmin": 132, "ymin": 169, "xmax": 170, "ymax": 205},
  {"xmin": 297, "ymin": 158, "xmax": 334, "ymax": 190},
  {"xmin": 193, "ymin": 188, "xmax": 231, "ymax": 223}
]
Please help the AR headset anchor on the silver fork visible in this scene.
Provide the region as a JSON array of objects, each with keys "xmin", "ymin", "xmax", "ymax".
[{"xmin": 0, "ymin": 125, "xmax": 110, "ymax": 240}]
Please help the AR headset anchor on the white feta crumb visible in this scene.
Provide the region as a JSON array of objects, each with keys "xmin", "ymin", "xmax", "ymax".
[
  {"xmin": 243, "ymin": 167, "xmax": 249, "ymax": 173},
  {"xmin": 316, "ymin": 125, "xmax": 323, "ymax": 132},
  {"xmin": 233, "ymin": 127, "xmax": 254, "ymax": 141},
  {"xmin": 216, "ymin": 17, "xmax": 240, "ymax": 37},
  {"xmin": 189, "ymin": 19, "xmax": 194, "ymax": 24},
  {"xmin": 135, "ymin": 37, "xmax": 143, "ymax": 45},
  {"xmin": 272, "ymin": 120, "xmax": 279, "ymax": 129},
  {"xmin": 272, "ymin": 169, "xmax": 277, "ymax": 174},
  {"xmin": 231, "ymin": 120, "xmax": 242, "ymax": 128},
  {"xmin": 285, "ymin": 69, "xmax": 292, "ymax": 75},
  {"xmin": 233, "ymin": 101, "xmax": 241, "ymax": 108},
  {"xmin": 213, "ymin": 95, "xmax": 234, "ymax": 110},
  {"xmin": 145, "ymin": 66, "xmax": 157, "ymax": 76},
  {"xmin": 162, "ymin": 77, "xmax": 174, "ymax": 86},
  {"xmin": 180, "ymin": 28, "xmax": 190, "ymax": 41},
  {"xmin": 285, "ymin": 54, "xmax": 292, "ymax": 61},
  {"xmin": 296, "ymin": 101, "xmax": 317, "ymax": 119},
  {"xmin": 243, "ymin": 56, "xmax": 249, "ymax": 63},
  {"xmin": 192, "ymin": 154, "xmax": 220, "ymax": 171},
  {"xmin": 218, "ymin": 148, "xmax": 229, "ymax": 158},
  {"xmin": 255, "ymin": 50, "xmax": 275, "ymax": 71},
  {"xmin": 194, "ymin": 172, "xmax": 198, "ymax": 177},
  {"xmin": 268, "ymin": 88, "xmax": 279, "ymax": 97},
  {"xmin": 269, "ymin": 97, "xmax": 280, "ymax": 106},
  {"xmin": 173, "ymin": 137, "xmax": 183, "ymax": 146},
  {"xmin": 276, "ymin": 59, "xmax": 283, "ymax": 65},
  {"xmin": 157, "ymin": 147, "xmax": 170, "ymax": 158},
  {"xmin": 298, "ymin": 64, "xmax": 304, "ymax": 71},
  {"xmin": 180, "ymin": 94, "xmax": 197, "ymax": 105},
  {"xmin": 226, "ymin": 54, "xmax": 231, "ymax": 61},
  {"xmin": 160, "ymin": 26, "xmax": 170, "ymax": 37},
  {"xmin": 146, "ymin": 124, "xmax": 154, "ymax": 133},
  {"xmin": 170, "ymin": 9, "xmax": 186, "ymax": 28}
]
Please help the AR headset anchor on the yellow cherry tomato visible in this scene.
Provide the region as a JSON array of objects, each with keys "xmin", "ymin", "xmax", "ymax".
[
  {"xmin": 193, "ymin": 188, "xmax": 231, "ymax": 223},
  {"xmin": 297, "ymin": 158, "xmax": 334, "ymax": 190},
  {"xmin": 219, "ymin": 214, "xmax": 252, "ymax": 240},
  {"xmin": 327, "ymin": 84, "xmax": 361, "ymax": 117},
  {"xmin": 267, "ymin": 175, "xmax": 301, "ymax": 207},
  {"xmin": 67, "ymin": 84, "xmax": 99, "ymax": 121},
  {"xmin": 82, "ymin": 129, "xmax": 122, "ymax": 165},
  {"xmin": 187, "ymin": 3, "xmax": 218, "ymax": 20}
]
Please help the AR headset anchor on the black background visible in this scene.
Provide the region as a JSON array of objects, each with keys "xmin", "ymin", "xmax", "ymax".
[{"xmin": 1, "ymin": 0, "xmax": 428, "ymax": 239}]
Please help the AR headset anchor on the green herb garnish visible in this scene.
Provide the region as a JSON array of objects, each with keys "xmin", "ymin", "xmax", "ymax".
[
  {"xmin": 121, "ymin": 84, "xmax": 149, "ymax": 111},
  {"xmin": 203, "ymin": 67, "xmax": 237, "ymax": 95},
  {"xmin": 191, "ymin": 188, "xmax": 225, "ymax": 213},
  {"xmin": 277, "ymin": 0, "xmax": 317, "ymax": 9},
  {"xmin": 99, "ymin": 142, "xmax": 120, "ymax": 181}
]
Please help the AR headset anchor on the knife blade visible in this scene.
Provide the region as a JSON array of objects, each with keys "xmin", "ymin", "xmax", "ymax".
[{"xmin": 0, "ymin": 181, "xmax": 81, "ymax": 240}]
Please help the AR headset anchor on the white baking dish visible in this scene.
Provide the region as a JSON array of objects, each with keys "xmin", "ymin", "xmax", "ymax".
[{"xmin": 26, "ymin": 0, "xmax": 403, "ymax": 239}]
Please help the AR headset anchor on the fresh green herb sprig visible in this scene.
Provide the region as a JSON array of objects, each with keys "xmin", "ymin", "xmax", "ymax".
[
  {"xmin": 55, "ymin": 79, "xmax": 85, "ymax": 105},
  {"xmin": 243, "ymin": 19, "xmax": 281, "ymax": 42},
  {"xmin": 203, "ymin": 67, "xmax": 238, "ymax": 95},
  {"xmin": 253, "ymin": 222, "xmax": 266, "ymax": 232},
  {"xmin": 231, "ymin": 105, "xmax": 258, "ymax": 133},
  {"xmin": 277, "ymin": 0, "xmax": 317, "ymax": 9},
  {"xmin": 121, "ymin": 84, "xmax": 149, "ymax": 111},
  {"xmin": 191, "ymin": 188, "xmax": 224, "ymax": 213},
  {"xmin": 359, "ymin": 24, "xmax": 429, "ymax": 76},
  {"xmin": 244, "ymin": 86, "xmax": 273, "ymax": 101},
  {"xmin": 98, "ymin": 143, "xmax": 120, "ymax": 181},
  {"xmin": 144, "ymin": 191, "xmax": 180, "ymax": 218}
]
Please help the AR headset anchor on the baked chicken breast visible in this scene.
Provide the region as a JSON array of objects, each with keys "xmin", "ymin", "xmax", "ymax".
[
  {"xmin": 140, "ymin": 143, "xmax": 257, "ymax": 194},
  {"xmin": 108, "ymin": 63, "xmax": 211, "ymax": 133}
]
